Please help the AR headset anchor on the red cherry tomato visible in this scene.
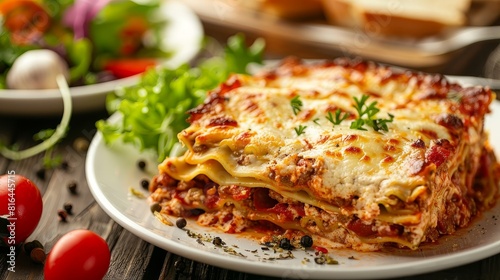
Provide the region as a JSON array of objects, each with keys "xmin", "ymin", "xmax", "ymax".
[
  {"xmin": 44, "ymin": 229, "xmax": 110, "ymax": 280},
  {"xmin": 103, "ymin": 58, "xmax": 157, "ymax": 78},
  {"xmin": 0, "ymin": 174, "xmax": 43, "ymax": 245}
]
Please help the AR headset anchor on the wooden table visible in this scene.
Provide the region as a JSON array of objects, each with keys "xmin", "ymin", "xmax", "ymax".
[{"xmin": 1, "ymin": 34, "xmax": 500, "ymax": 280}]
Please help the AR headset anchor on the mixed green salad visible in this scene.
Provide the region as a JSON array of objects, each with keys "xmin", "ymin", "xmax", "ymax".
[
  {"xmin": 96, "ymin": 34, "xmax": 266, "ymax": 162},
  {"xmin": 0, "ymin": 0, "xmax": 169, "ymax": 89}
]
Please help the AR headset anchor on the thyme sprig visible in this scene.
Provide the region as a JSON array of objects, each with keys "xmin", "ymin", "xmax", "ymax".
[
  {"xmin": 290, "ymin": 95, "xmax": 303, "ymax": 115},
  {"xmin": 294, "ymin": 125, "xmax": 307, "ymax": 136},
  {"xmin": 291, "ymin": 96, "xmax": 307, "ymax": 136},
  {"xmin": 350, "ymin": 95, "xmax": 394, "ymax": 132},
  {"xmin": 326, "ymin": 109, "xmax": 350, "ymax": 127}
]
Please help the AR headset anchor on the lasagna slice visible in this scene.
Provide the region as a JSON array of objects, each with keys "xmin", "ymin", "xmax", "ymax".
[{"xmin": 149, "ymin": 57, "xmax": 499, "ymax": 251}]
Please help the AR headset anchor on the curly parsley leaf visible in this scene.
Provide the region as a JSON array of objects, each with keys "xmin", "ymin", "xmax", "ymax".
[
  {"xmin": 350, "ymin": 95, "xmax": 393, "ymax": 132},
  {"xmin": 369, "ymin": 113, "xmax": 395, "ymax": 132},
  {"xmin": 225, "ymin": 34, "xmax": 265, "ymax": 74},
  {"xmin": 96, "ymin": 34, "xmax": 265, "ymax": 162},
  {"xmin": 326, "ymin": 109, "xmax": 349, "ymax": 127}
]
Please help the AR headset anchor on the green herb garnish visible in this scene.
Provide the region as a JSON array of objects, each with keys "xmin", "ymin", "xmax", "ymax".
[
  {"xmin": 290, "ymin": 95, "xmax": 307, "ymax": 135},
  {"xmin": 96, "ymin": 34, "xmax": 265, "ymax": 162},
  {"xmin": 349, "ymin": 95, "xmax": 394, "ymax": 132},
  {"xmin": 447, "ymin": 91, "xmax": 462, "ymax": 102},
  {"xmin": 290, "ymin": 95, "xmax": 303, "ymax": 115},
  {"xmin": 326, "ymin": 109, "xmax": 349, "ymax": 127},
  {"xmin": 294, "ymin": 125, "xmax": 307, "ymax": 136}
]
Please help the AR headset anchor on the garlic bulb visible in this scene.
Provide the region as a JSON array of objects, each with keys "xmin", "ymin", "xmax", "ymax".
[{"xmin": 6, "ymin": 49, "xmax": 70, "ymax": 90}]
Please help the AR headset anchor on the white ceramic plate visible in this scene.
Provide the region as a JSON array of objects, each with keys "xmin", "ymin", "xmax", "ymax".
[
  {"xmin": 86, "ymin": 97, "xmax": 500, "ymax": 279},
  {"xmin": 0, "ymin": 0, "xmax": 203, "ymax": 116}
]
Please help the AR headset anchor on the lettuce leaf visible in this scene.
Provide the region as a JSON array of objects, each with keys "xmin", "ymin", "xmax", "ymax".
[{"xmin": 96, "ymin": 34, "xmax": 265, "ymax": 162}]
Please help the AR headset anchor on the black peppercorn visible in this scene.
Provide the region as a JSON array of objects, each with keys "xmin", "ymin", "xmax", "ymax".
[
  {"xmin": 212, "ymin": 236, "xmax": 224, "ymax": 246},
  {"xmin": 21, "ymin": 239, "xmax": 46, "ymax": 264},
  {"xmin": 176, "ymin": 217, "xmax": 187, "ymax": 229},
  {"xmin": 67, "ymin": 181, "xmax": 77, "ymax": 194},
  {"xmin": 140, "ymin": 179, "xmax": 149, "ymax": 190},
  {"xmin": 137, "ymin": 160, "xmax": 146, "ymax": 170},
  {"xmin": 279, "ymin": 238, "xmax": 294, "ymax": 250},
  {"xmin": 300, "ymin": 235, "xmax": 313, "ymax": 248},
  {"xmin": 189, "ymin": 208, "xmax": 205, "ymax": 216},
  {"xmin": 23, "ymin": 240, "xmax": 44, "ymax": 255},
  {"xmin": 63, "ymin": 202, "xmax": 73, "ymax": 215},
  {"xmin": 36, "ymin": 168, "xmax": 46, "ymax": 180},
  {"xmin": 60, "ymin": 161, "xmax": 69, "ymax": 170}
]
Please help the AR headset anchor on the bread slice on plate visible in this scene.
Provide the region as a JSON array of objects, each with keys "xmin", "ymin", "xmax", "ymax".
[{"xmin": 321, "ymin": 0, "xmax": 471, "ymax": 37}]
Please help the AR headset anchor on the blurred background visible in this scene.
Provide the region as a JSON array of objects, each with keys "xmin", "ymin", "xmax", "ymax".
[
  {"xmin": 1, "ymin": 0, "xmax": 499, "ymax": 98},
  {"xmin": 181, "ymin": 0, "xmax": 500, "ymax": 78}
]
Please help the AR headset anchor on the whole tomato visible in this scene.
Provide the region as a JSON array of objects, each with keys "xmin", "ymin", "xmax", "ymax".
[
  {"xmin": 44, "ymin": 229, "xmax": 111, "ymax": 280},
  {"xmin": 0, "ymin": 173, "xmax": 43, "ymax": 246},
  {"xmin": 0, "ymin": 0, "xmax": 51, "ymax": 45}
]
